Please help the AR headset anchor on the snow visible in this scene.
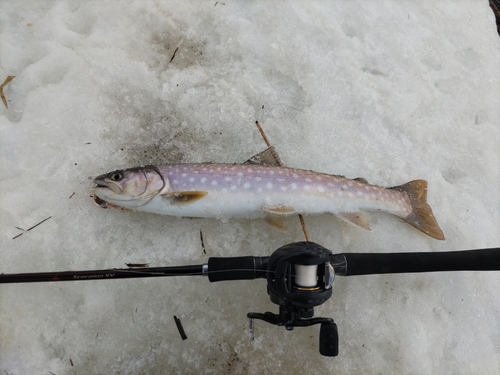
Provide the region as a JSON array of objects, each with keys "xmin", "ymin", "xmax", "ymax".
[{"xmin": 1, "ymin": 0, "xmax": 499, "ymax": 373}]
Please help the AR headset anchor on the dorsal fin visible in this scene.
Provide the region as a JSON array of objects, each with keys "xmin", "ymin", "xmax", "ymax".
[{"xmin": 244, "ymin": 146, "xmax": 283, "ymax": 167}]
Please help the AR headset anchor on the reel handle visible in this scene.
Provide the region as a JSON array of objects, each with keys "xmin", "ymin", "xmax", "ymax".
[{"xmin": 319, "ymin": 321, "xmax": 339, "ymax": 357}]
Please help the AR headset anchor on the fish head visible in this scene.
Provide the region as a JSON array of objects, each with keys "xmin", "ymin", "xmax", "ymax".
[{"xmin": 92, "ymin": 166, "xmax": 166, "ymax": 208}]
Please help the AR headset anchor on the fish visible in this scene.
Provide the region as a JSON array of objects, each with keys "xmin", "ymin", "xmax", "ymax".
[{"xmin": 91, "ymin": 147, "xmax": 445, "ymax": 240}]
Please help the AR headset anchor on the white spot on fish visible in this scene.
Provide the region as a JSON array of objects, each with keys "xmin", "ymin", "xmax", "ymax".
[
  {"xmin": 341, "ymin": 184, "xmax": 348, "ymax": 191},
  {"xmin": 211, "ymin": 181, "xmax": 218, "ymax": 186},
  {"xmin": 304, "ymin": 185, "xmax": 311, "ymax": 190},
  {"xmin": 266, "ymin": 182, "xmax": 273, "ymax": 189},
  {"xmin": 306, "ymin": 178, "xmax": 312, "ymax": 182},
  {"xmin": 237, "ymin": 171, "xmax": 243, "ymax": 176},
  {"xmin": 225, "ymin": 177, "xmax": 232, "ymax": 182},
  {"xmin": 281, "ymin": 186, "xmax": 287, "ymax": 192},
  {"xmin": 255, "ymin": 176, "xmax": 262, "ymax": 181},
  {"xmin": 269, "ymin": 171, "xmax": 275, "ymax": 175},
  {"xmin": 292, "ymin": 173, "xmax": 299, "ymax": 178},
  {"xmin": 189, "ymin": 177, "xmax": 195, "ymax": 182},
  {"xmin": 173, "ymin": 179, "xmax": 179, "ymax": 184},
  {"xmin": 222, "ymin": 188, "xmax": 228, "ymax": 193},
  {"xmin": 182, "ymin": 173, "xmax": 187, "ymax": 177},
  {"xmin": 244, "ymin": 183, "xmax": 251, "ymax": 189},
  {"xmin": 291, "ymin": 183, "xmax": 297, "ymax": 190},
  {"xmin": 318, "ymin": 186, "xmax": 325, "ymax": 192},
  {"xmin": 316, "ymin": 176, "xmax": 322, "ymax": 181},
  {"xmin": 201, "ymin": 177, "xmax": 207, "ymax": 183},
  {"xmin": 348, "ymin": 192, "xmax": 354, "ymax": 198},
  {"xmin": 356, "ymin": 191, "xmax": 363, "ymax": 196},
  {"xmin": 257, "ymin": 187, "xmax": 263, "ymax": 193},
  {"xmin": 230, "ymin": 185, "xmax": 237, "ymax": 191}
]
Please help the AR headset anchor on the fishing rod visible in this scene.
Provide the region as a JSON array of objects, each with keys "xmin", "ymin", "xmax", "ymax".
[{"xmin": 2, "ymin": 241, "xmax": 500, "ymax": 357}]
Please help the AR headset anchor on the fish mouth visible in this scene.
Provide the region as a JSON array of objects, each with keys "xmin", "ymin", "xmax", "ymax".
[{"xmin": 92, "ymin": 179, "xmax": 123, "ymax": 194}]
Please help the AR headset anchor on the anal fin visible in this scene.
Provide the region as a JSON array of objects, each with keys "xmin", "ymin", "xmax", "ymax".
[{"xmin": 335, "ymin": 212, "xmax": 371, "ymax": 230}]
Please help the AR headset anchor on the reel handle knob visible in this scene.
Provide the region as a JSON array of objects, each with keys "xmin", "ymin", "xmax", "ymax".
[{"xmin": 319, "ymin": 321, "xmax": 339, "ymax": 357}]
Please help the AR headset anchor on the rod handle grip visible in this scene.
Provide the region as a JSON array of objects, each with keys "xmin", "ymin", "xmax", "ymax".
[{"xmin": 207, "ymin": 256, "xmax": 268, "ymax": 282}]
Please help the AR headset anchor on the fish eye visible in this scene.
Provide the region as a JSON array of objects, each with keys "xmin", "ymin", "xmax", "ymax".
[{"xmin": 110, "ymin": 172, "xmax": 123, "ymax": 181}]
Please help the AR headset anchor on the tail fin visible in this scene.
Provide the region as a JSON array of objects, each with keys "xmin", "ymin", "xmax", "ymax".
[{"xmin": 390, "ymin": 180, "xmax": 445, "ymax": 240}]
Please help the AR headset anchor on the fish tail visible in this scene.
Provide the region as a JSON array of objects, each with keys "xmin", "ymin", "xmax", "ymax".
[{"xmin": 390, "ymin": 180, "xmax": 445, "ymax": 240}]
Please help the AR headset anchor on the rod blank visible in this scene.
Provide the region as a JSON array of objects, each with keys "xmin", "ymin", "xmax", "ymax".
[{"xmin": 0, "ymin": 265, "xmax": 204, "ymax": 284}]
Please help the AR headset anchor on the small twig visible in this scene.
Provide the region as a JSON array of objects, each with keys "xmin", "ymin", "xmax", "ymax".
[
  {"xmin": 125, "ymin": 263, "xmax": 150, "ymax": 268},
  {"xmin": 200, "ymin": 230, "xmax": 206, "ymax": 254},
  {"xmin": 298, "ymin": 215, "xmax": 311, "ymax": 242},
  {"xmin": 0, "ymin": 75, "xmax": 15, "ymax": 108},
  {"xmin": 255, "ymin": 121, "xmax": 271, "ymax": 147},
  {"xmin": 69, "ymin": 192, "xmax": 75, "ymax": 199},
  {"xmin": 169, "ymin": 47, "xmax": 179, "ymax": 63},
  {"xmin": 69, "ymin": 358, "xmax": 74, "ymax": 367},
  {"xmin": 173, "ymin": 315, "xmax": 187, "ymax": 340},
  {"xmin": 27, "ymin": 216, "xmax": 52, "ymax": 231},
  {"xmin": 13, "ymin": 216, "xmax": 52, "ymax": 239}
]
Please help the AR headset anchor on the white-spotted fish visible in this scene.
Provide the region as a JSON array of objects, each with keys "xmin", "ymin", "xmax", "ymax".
[{"xmin": 91, "ymin": 147, "xmax": 444, "ymax": 240}]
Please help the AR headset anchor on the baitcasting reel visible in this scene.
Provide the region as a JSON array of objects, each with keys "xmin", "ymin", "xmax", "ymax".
[
  {"xmin": 248, "ymin": 242, "xmax": 339, "ymax": 356},
  {"xmin": 206, "ymin": 242, "xmax": 340, "ymax": 355}
]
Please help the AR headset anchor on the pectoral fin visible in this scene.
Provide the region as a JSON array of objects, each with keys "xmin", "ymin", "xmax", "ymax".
[
  {"xmin": 335, "ymin": 212, "xmax": 371, "ymax": 230},
  {"xmin": 244, "ymin": 146, "xmax": 283, "ymax": 167},
  {"xmin": 161, "ymin": 191, "xmax": 208, "ymax": 204}
]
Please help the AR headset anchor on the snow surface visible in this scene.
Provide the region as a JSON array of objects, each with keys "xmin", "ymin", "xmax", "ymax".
[{"xmin": 1, "ymin": 1, "xmax": 499, "ymax": 373}]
